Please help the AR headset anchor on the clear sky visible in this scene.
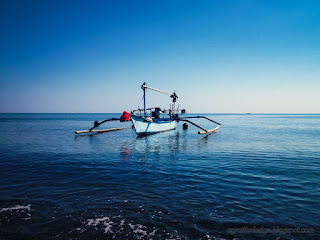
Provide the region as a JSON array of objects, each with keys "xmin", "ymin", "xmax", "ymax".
[{"xmin": 0, "ymin": 0, "xmax": 319, "ymax": 113}]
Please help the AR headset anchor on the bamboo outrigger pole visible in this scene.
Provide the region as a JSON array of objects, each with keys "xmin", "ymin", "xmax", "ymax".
[
  {"xmin": 75, "ymin": 126, "xmax": 131, "ymax": 134},
  {"xmin": 198, "ymin": 125, "xmax": 220, "ymax": 134},
  {"xmin": 180, "ymin": 116, "xmax": 221, "ymax": 134},
  {"xmin": 75, "ymin": 116, "xmax": 132, "ymax": 134}
]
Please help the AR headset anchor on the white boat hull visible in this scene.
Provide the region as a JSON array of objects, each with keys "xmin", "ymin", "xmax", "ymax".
[{"xmin": 131, "ymin": 115, "xmax": 177, "ymax": 135}]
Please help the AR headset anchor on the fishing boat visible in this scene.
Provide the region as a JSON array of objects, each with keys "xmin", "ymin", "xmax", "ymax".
[
  {"xmin": 131, "ymin": 115, "xmax": 178, "ymax": 135},
  {"xmin": 75, "ymin": 83, "xmax": 220, "ymax": 136}
]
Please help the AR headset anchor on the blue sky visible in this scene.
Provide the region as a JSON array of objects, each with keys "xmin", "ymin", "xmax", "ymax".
[{"xmin": 0, "ymin": 0, "xmax": 319, "ymax": 113}]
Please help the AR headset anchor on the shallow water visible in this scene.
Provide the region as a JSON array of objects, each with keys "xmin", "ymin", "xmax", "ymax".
[{"xmin": 0, "ymin": 113, "xmax": 319, "ymax": 239}]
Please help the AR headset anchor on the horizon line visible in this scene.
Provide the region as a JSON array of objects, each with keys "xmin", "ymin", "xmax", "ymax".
[{"xmin": 0, "ymin": 112, "xmax": 319, "ymax": 115}]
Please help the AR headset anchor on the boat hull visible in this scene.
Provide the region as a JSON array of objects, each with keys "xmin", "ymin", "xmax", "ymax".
[{"xmin": 131, "ymin": 115, "xmax": 177, "ymax": 135}]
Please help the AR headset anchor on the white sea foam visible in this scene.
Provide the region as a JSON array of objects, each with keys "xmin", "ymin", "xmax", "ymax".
[
  {"xmin": 87, "ymin": 216, "xmax": 114, "ymax": 233},
  {"xmin": 87, "ymin": 216, "xmax": 110, "ymax": 226},
  {"xmin": 120, "ymin": 219, "xmax": 125, "ymax": 226},
  {"xmin": 0, "ymin": 204, "xmax": 31, "ymax": 213},
  {"xmin": 104, "ymin": 221, "xmax": 114, "ymax": 233},
  {"xmin": 85, "ymin": 215, "xmax": 178, "ymax": 239},
  {"xmin": 149, "ymin": 229, "xmax": 156, "ymax": 236},
  {"xmin": 129, "ymin": 223, "xmax": 149, "ymax": 239}
]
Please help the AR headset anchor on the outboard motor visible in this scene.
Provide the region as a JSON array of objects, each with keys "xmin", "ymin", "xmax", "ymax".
[
  {"xmin": 152, "ymin": 108, "xmax": 161, "ymax": 118},
  {"xmin": 155, "ymin": 108, "xmax": 161, "ymax": 118}
]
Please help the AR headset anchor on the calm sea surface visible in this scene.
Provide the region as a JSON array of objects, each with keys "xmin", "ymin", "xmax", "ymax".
[{"xmin": 0, "ymin": 113, "xmax": 319, "ymax": 239}]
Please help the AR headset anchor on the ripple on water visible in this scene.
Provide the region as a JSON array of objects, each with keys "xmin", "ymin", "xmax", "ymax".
[{"xmin": 0, "ymin": 114, "xmax": 320, "ymax": 239}]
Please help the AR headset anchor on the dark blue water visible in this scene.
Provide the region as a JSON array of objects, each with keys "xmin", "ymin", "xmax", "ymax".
[{"xmin": 0, "ymin": 113, "xmax": 319, "ymax": 239}]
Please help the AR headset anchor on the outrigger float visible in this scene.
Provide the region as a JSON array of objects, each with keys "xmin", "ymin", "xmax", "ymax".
[{"xmin": 75, "ymin": 83, "xmax": 221, "ymax": 136}]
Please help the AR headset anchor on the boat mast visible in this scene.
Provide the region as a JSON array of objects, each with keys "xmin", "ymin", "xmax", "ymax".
[{"xmin": 142, "ymin": 82, "xmax": 146, "ymax": 116}]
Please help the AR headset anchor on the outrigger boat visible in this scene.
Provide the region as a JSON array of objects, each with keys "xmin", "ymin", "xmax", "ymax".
[{"xmin": 75, "ymin": 83, "xmax": 220, "ymax": 136}]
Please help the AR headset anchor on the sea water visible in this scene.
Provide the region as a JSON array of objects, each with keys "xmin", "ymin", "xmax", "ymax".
[{"xmin": 0, "ymin": 113, "xmax": 319, "ymax": 239}]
